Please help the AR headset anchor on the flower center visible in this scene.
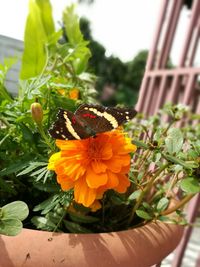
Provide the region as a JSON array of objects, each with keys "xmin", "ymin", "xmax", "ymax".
[{"xmin": 88, "ymin": 139, "xmax": 101, "ymax": 160}]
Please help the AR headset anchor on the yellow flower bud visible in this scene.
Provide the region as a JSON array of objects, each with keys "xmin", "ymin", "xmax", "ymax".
[{"xmin": 31, "ymin": 102, "xmax": 43, "ymax": 125}]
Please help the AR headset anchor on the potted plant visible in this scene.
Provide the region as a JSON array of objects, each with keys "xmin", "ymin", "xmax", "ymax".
[{"xmin": 0, "ymin": 1, "xmax": 199, "ymax": 266}]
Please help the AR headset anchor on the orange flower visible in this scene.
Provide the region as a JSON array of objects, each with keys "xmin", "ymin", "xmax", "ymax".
[
  {"xmin": 69, "ymin": 88, "xmax": 79, "ymax": 100},
  {"xmin": 48, "ymin": 130, "xmax": 136, "ymax": 208}
]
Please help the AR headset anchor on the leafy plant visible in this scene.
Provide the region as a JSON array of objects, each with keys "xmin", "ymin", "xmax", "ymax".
[{"xmin": 0, "ymin": 0, "xmax": 199, "ymax": 236}]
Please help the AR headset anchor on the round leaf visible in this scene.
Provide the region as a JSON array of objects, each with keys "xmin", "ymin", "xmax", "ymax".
[
  {"xmin": 180, "ymin": 177, "xmax": 200, "ymax": 194},
  {"xmin": 2, "ymin": 201, "xmax": 29, "ymax": 221},
  {"xmin": 165, "ymin": 128, "xmax": 183, "ymax": 154},
  {"xmin": 136, "ymin": 210, "xmax": 152, "ymax": 220},
  {"xmin": 0, "ymin": 218, "xmax": 22, "ymax": 236},
  {"xmin": 157, "ymin": 197, "xmax": 169, "ymax": 212},
  {"xmin": 128, "ymin": 190, "xmax": 142, "ymax": 201}
]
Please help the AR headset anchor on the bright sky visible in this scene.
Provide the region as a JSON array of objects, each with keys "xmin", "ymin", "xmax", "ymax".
[{"xmin": 0, "ymin": 0, "xmax": 194, "ymax": 64}]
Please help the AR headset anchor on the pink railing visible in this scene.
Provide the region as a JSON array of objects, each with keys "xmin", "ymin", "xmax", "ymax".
[{"xmin": 136, "ymin": 0, "xmax": 200, "ymax": 266}]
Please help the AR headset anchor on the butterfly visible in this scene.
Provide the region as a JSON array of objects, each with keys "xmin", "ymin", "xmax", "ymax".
[{"xmin": 49, "ymin": 104, "xmax": 137, "ymax": 140}]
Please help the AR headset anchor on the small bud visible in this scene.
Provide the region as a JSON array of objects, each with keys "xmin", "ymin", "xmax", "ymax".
[{"xmin": 31, "ymin": 102, "xmax": 43, "ymax": 125}]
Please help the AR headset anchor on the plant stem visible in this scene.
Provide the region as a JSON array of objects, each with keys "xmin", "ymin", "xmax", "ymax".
[
  {"xmin": 0, "ymin": 132, "xmax": 10, "ymax": 146},
  {"xmin": 128, "ymin": 163, "xmax": 169, "ymax": 226},
  {"xmin": 53, "ymin": 210, "xmax": 67, "ymax": 232},
  {"xmin": 162, "ymin": 119, "xmax": 175, "ymax": 136},
  {"xmin": 0, "ymin": 117, "xmax": 10, "ymax": 127},
  {"xmin": 37, "ymin": 124, "xmax": 54, "ymax": 151},
  {"xmin": 165, "ymin": 172, "xmax": 180, "ymax": 198},
  {"xmin": 137, "ymin": 149, "xmax": 151, "ymax": 171},
  {"xmin": 161, "ymin": 194, "xmax": 195, "ymax": 216}
]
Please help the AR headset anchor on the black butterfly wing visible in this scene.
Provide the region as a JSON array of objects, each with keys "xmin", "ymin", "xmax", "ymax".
[
  {"xmin": 49, "ymin": 109, "xmax": 90, "ymax": 140},
  {"xmin": 75, "ymin": 104, "xmax": 114, "ymax": 133},
  {"xmin": 75, "ymin": 104, "xmax": 137, "ymax": 134},
  {"xmin": 106, "ymin": 106, "xmax": 137, "ymax": 125}
]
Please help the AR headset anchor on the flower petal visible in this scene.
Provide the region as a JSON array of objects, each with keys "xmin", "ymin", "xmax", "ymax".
[
  {"xmin": 47, "ymin": 152, "xmax": 61, "ymax": 170},
  {"xmin": 57, "ymin": 174, "xmax": 74, "ymax": 191},
  {"xmin": 74, "ymin": 177, "xmax": 97, "ymax": 207},
  {"xmin": 89, "ymin": 200, "xmax": 102, "ymax": 212},
  {"xmin": 86, "ymin": 167, "xmax": 108, "ymax": 188},
  {"xmin": 106, "ymin": 171, "xmax": 119, "ymax": 188},
  {"xmin": 101, "ymin": 145, "xmax": 113, "ymax": 160},
  {"xmin": 91, "ymin": 160, "xmax": 107, "ymax": 173},
  {"xmin": 63, "ymin": 163, "xmax": 86, "ymax": 181},
  {"xmin": 105, "ymin": 155, "xmax": 131, "ymax": 173},
  {"xmin": 114, "ymin": 174, "xmax": 130, "ymax": 193}
]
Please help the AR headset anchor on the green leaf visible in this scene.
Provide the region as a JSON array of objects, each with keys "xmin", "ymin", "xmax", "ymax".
[
  {"xmin": 136, "ymin": 210, "xmax": 152, "ymax": 220},
  {"xmin": 63, "ymin": 5, "xmax": 83, "ymax": 45},
  {"xmin": 128, "ymin": 190, "xmax": 142, "ymax": 201},
  {"xmin": 180, "ymin": 177, "xmax": 200, "ymax": 194},
  {"xmin": 33, "ymin": 182, "xmax": 60, "ymax": 192},
  {"xmin": 20, "ymin": 123, "xmax": 34, "ymax": 142},
  {"xmin": 163, "ymin": 154, "xmax": 198, "ymax": 169},
  {"xmin": 132, "ymin": 140, "xmax": 148, "ymax": 149},
  {"xmin": 17, "ymin": 162, "xmax": 47, "ymax": 176},
  {"xmin": 62, "ymin": 5, "xmax": 91, "ymax": 73},
  {"xmin": 2, "ymin": 201, "xmax": 29, "ymax": 221},
  {"xmin": 0, "ymin": 218, "xmax": 23, "ymax": 236},
  {"xmin": 68, "ymin": 212, "xmax": 99, "ymax": 224},
  {"xmin": 31, "ymin": 216, "xmax": 56, "ymax": 230},
  {"xmin": 64, "ymin": 220, "xmax": 92, "ymax": 233},
  {"xmin": 158, "ymin": 216, "xmax": 172, "ymax": 222},
  {"xmin": 47, "ymin": 30, "xmax": 62, "ymax": 46},
  {"xmin": 193, "ymin": 140, "xmax": 200, "ymax": 155},
  {"xmin": 157, "ymin": 197, "xmax": 169, "ymax": 212},
  {"xmin": 165, "ymin": 128, "xmax": 183, "ymax": 154},
  {"xmin": 20, "ymin": 0, "xmax": 48, "ymax": 79},
  {"xmin": 35, "ymin": 0, "xmax": 55, "ymax": 38},
  {"xmin": 33, "ymin": 195, "xmax": 59, "ymax": 214}
]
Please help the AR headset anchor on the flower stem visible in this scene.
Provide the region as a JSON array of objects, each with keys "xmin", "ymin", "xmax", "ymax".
[
  {"xmin": 37, "ymin": 124, "xmax": 54, "ymax": 151},
  {"xmin": 161, "ymin": 194, "xmax": 195, "ymax": 216}
]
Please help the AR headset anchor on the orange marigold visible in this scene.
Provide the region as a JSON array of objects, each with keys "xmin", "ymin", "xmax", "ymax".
[
  {"xmin": 48, "ymin": 130, "xmax": 136, "ymax": 208},
  {"xmin": 69, "ymin": 88, "xmax": 79, "ymax": 100}
]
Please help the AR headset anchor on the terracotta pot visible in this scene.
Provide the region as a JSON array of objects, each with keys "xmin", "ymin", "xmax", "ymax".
[{"xmin": 0, "ymin": 221, "xmax": 183, "ymax": 267}]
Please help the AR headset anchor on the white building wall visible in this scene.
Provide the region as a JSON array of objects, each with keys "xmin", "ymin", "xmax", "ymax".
[{"xmin": 0, "ymin": 35, "xmax": 23, "ymax": 95}]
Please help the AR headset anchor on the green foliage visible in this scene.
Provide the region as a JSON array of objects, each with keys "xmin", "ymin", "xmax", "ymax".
[
  {"xmin": 36, "ymin": 0, "xmax": 55, "ymax": 37},
  {"xmin": 0, "ymin": 1, "xmax": 199, "ymax": 235},
  {"xmin": 63, "ymin": 5, "xmax": 83, "ymax": 45},
  {"xmin": 180, "ymin": 177, "xmax": 200, "ymax": 194},
  {"xmin": 20, "ymin": 0, "xmax": 49, "ymax": 79},
  {"xmin": 156, "ymin": 197, "xmax": 169, "ymax": 212},
  {"xmin": 0, "ymin": 58, "xmax": 17, "ymax": 101},
  {"xmin": 165, "ymin": 128, "xmax": 183, "ymax": 154},
  {"xmin": 0, "ymin": 201, "xmax": 29, "ymax": 236}
]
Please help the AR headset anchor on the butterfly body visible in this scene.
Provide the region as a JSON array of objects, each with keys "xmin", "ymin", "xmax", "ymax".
[{"xmin": 49, "ymin": 104, "xmax": 137, "ymax": 140}]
